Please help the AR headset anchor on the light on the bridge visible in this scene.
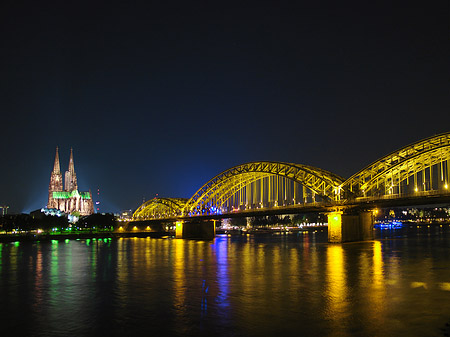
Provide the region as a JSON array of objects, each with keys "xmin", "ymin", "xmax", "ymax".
[
  {"xmin": 414, "ymin": 187, "xmax": 418, "ymax": 192},
  {"xmin": 327, "ymin": 212, "xmax": 343, "ymax": 243},
  {"xmin": 445, "ymin": 184, "xmax": 448, "ymax": 189},
  {"xmin": 133, "ymin": 226, "xmax": 138, "ymax": 230},
  {"xmin": 119, "ymin": 226, "xmax": 123, "ymax": 231},
  {"xmin": 175, "ymin": 221, "xmax": 184, "ymax": 239}
]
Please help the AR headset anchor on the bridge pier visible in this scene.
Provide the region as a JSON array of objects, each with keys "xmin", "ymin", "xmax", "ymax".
[
  {"xmin": 327, "ymin": 211, "xmax": 374, "ymax": 243},
  {"xmin": 175, "ymin": 220, "xmax": 216, "ymax": 239}
]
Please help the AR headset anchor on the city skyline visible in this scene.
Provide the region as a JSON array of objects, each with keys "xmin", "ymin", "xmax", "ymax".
[{"xmin": 1, "ymin": 1, "xmax": 448, "ymax": 213}]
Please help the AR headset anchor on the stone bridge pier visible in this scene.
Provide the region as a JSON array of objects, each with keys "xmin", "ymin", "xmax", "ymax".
[
  {"xmin": 175, "ymin": 219, "xmax": 217, "ymax": 239},
  {"xmin": 327, "ymin": 210, "xmax": 374, "ymax": 243}
]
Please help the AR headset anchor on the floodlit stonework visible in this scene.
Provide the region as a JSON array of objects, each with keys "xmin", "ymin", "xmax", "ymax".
[{"xmin": 47, "ymin": 147, "xmax": 94, "ymax": 215}]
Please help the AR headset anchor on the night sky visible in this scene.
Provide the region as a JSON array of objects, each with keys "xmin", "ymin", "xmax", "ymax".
[{"xmin": 1, "ymin": 1, "xmax": 449, "ymax": 213}]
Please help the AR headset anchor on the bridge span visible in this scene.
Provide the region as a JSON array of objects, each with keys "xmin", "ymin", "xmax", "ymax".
[{"xmin": 129, "ymin": 132, "xmax": 450, "ymax": 242}]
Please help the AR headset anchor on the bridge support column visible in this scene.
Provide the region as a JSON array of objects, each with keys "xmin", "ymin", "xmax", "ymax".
[
  {"xmin": 175, "ymin": 221, "xmax": 184, "ymax": 239},
  {"xmin": 327, "ymin": 211, "xmax": 374, "ymax": 243},
  {"xmin": 175, "ymin": 220, "xmax": 216, "ymax": 239}
]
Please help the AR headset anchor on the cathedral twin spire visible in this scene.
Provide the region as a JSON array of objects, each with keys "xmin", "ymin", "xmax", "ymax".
[
  {"xmin": 50, "ymin": 147, "xmax": 78, "ymax": 192},
  {"xmin": 47, "ymin": 147, "xmax": 94, "ymax": 215},
  {"xmin": 53, "ymin": 146, "xmax": 61, "ymax": 174},
  {"xmin": 65, "ymin": 148, "xmax": 78, "ymax": 192}
]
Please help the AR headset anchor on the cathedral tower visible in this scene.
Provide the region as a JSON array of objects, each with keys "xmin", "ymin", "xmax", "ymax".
[
  {"xmin": 48, "ymin": 147, "xmax": 63, "ymax": 208},
  {"xmin": 47, "ymin": 147, "xmax": 94, "ymax": 215},
  {"xmin": 64, "ymin": 148, "xmax": 78, "ymax": 191}
]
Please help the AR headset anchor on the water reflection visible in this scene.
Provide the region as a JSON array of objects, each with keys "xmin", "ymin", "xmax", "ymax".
[
  {"xmin": 172, "ymin": 239, "xmax": 187, "ymax": 332},
  {"xmin": 211, "ymin": 236, "xmax": 230, "ymax": 312},
  {"xmin": 0, "ymin": 228, "xmax": 450, "ymax": 337},
  {"xmin": 326, "ymin": 244, "xmax": 347, "ymax": 333}
]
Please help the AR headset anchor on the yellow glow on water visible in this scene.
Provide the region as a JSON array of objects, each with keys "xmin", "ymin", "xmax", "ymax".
[
  {"xmin": 438, "ymin": 283, "xmax": 450, "ymax": 291},
  {"xmin": 373, "ymin": 241, "xmax": 384, "ymax": 288},
  {"xmin": 173, "ymin": 239, "xmax": 186, "ymax": 318},
  {"xmin": 326, "ymin": 244, "xmax": 346, "ymax": 322},
  {"xmin": 361, "ymin": 240, "xmax": 387, "ymax": 333},
  {"xmin": 411, "ymin": 282, "xmax": 427, "ymax": 289}
]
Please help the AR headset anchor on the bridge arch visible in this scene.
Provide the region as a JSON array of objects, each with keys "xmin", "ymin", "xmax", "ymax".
[
  {"xmin": 343, "ymin": 132, "xmax": 450, "ymax": 197},
  {"xmin": 132, "ymin": 198, "xmax": 188, "ymax": 220},
  {"xmin": 183, "ymin": 161, "xmax": 345, "ymax": 215}
]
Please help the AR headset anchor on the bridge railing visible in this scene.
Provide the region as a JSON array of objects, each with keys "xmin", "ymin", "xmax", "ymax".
[{"xmin": 354, "ymin": 189, "xmax": 450, "ymax": 203}]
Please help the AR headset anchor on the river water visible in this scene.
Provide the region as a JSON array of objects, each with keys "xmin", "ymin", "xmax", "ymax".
[{"xmin": 1, "ymin": 226, "xmax": 450, "ymax": 337}]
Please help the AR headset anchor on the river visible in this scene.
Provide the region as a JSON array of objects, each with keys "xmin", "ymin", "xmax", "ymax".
[{"xmin": 1, "ymin": 225, "xmax": 450, "ymax": 336}]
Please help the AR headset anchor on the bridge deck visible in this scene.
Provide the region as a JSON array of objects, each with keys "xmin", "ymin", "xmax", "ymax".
[{"xmin": 132, "ymin": 192, "xmax": 450, "ymax": 223}]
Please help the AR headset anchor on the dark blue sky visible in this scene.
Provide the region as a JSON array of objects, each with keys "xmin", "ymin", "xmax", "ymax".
[{"xmin": 1, "ymin": 1, "xmax": 449, "ymax": 213}]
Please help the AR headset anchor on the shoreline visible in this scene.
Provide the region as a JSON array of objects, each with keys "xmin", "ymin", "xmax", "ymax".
[
  {"xmin": 1, "ymin": 222, "xmax": 449, "ymax": 243},
  {"xmin": 0, "ymin": 231, "xmax": 171, "ymax": 243}
]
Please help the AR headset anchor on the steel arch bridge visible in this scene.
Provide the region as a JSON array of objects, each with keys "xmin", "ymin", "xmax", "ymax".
[
  {"xmin": 132, "ymin": 198, "xmax": 188, "ymax": 220},
  {"xmin": 184, "ymin": 162, "xmax": 345, "ymax": 215},
  {"xmin": 343, "ymin": 132, "xmax": 450, "ymax": 197},
  {"xmin": 132, "ymin": 132, "xmax": 450, "ymax": 220}
]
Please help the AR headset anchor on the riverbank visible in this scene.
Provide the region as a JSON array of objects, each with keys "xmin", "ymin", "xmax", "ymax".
[
  {"xmin": 0, "ymin": 231, "xmax": 170, "ymax": 243},
  {"xmin": 1, "ymin": 222, "xmax": 449, "ymax": 243}
]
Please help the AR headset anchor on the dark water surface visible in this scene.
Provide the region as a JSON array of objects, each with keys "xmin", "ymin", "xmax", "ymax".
[{"xmin": 1, "ymin": 226, "xmax": 450, "ymax": 337}]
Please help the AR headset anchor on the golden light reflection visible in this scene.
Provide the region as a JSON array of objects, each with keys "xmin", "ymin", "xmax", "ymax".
[
  {"xmin": 288, "ymin": 248, "xmax": 299, "ymax": 293},
  {"xmin": 326, "ymin": 244, "xmax": 346, "ymax": 321},
  {"xmin": 357, "ymin": 241, "xmax": 387, "ymax": 336},
  {"xmin": 438, "ymin": 283, "xmax": 450, "ymax": 291},
  {"xmin": 373, "ymin": 241, "xmax": 383, "ymax": 288},
  {"xmin": 116, "ymin": 238, "xmax": 128, "ymax": 310},
  {"xmin": 411, "ymin": 281, "xmax": 428, "ymax": 289},
  {"xmin": 369, "ymin": 241, "xmax": 386, "ymax": 313},
  {"xmin": 173, "ymin": 239, "xmax": 186, "ymax": 317},
  {"xmin": 271, "ymin": 246, "xmax": 281, "ymax": 286}
]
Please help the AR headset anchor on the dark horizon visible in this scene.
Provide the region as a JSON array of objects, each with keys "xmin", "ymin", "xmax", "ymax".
[{"xmin": 1, "ymin": 1, "xmax": 449, "ymax": 213}]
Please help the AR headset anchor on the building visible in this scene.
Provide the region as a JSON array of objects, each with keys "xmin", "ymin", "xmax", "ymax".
[{"xmin": 47, "ymin": 147, "xmax": 94, "ymax": 216}]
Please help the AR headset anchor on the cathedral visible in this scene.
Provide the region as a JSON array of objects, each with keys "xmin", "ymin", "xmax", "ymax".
[{"xmin": 47, "ymin": 147, "xmax": 94, "ymax": 216}]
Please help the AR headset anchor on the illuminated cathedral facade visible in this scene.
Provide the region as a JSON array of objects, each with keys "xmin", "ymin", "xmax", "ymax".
[{"xmin": 47, "ymin": 147, "xmax": 94, "ymax": 215}]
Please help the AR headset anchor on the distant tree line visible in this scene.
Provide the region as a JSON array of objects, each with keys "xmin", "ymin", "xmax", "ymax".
[{"xmin": 0, "ymin": 212, "xmax": 117, "ymax": 233}]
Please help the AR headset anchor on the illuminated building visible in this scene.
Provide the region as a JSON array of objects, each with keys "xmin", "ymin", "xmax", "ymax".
[{"xmin": 47, "ymin": 147, "xmax": 94, "ymax": 215}]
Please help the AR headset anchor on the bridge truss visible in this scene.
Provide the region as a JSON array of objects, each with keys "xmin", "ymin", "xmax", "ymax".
[
  {"xmin": 132, "ymin": 198, "xmax": 188, "ymax": 220},
  {"xmin": 343, "ymin": 132, "xmax": 450, "ymax": 198},
  {"xmin": 182, "ymin": 162, "xmax": 344, "ymax": 216},
  {"xmin": 132, "ymin": 132, "xmax": 450, "ymax": 220}
]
